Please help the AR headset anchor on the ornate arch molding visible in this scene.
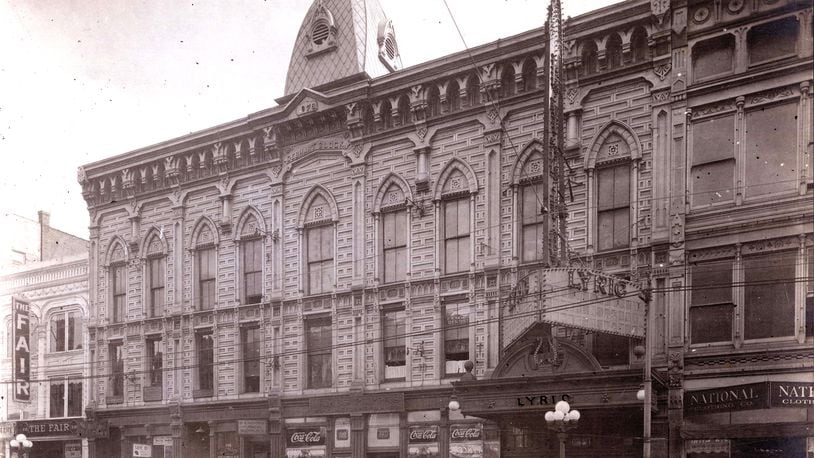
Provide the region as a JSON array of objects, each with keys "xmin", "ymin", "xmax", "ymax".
[
  {"xmin": 234, "ymin": 206, "xmax": 268, "ymax": 241},
  {"xmin": 584, "ymin": 119, "xmax": 642, "ymax": 170},
  {"xmin": 104, "ymin": 236, "xmax": 130, "ymax": 266},
  {"xmin": 298, "ymin": 185, "xmax": 339, "ymax": 228},
  {"xmin": 511, "ymin": 139, "xmax": 547, "ymax": 186},
  {"xmin": 373, "ymin": 173, "xmax": 414, "ymax": 213},
  {"xmin": 140, "ymin": 226, "xmax": 169, "ymax": 258},
  {"xmin": 42, "ymin": 297, "xmax": 89, "ymax": 320},
  {"xmin": 433, "ymin": 157, "xmax": 479, "ymax": 201},
  {"xmin": 188, "ymin": 216, "xmax": 220, "ymax": 249},
  {"xmin": 491, "ymin": 335, "xmax": 603, "ymax": 379}
]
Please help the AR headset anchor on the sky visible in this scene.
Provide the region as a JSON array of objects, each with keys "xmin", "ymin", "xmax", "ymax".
[{"xmin": 0, "ymin": 0, "xmax": 616, "ymax": 239}]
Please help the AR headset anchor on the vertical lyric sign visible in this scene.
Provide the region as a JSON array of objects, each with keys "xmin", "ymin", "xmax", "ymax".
[{"xmin": 13, "ymin": 297, "xmax": 31, "ymax": 402}]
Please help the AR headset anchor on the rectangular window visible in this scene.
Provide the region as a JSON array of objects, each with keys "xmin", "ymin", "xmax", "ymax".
[
  {"xmin": 593, "ymin": 333, "xmax": 630, "ymax": 367},
  {"xmin": 382, "ymin": 210, "xmax": 408, "ymax": 283},
  {"xmin": 242, "ymin": 238, "xmax": 263, "ymax": 304},
  {"xmin": 748, "ymin": 17, "xmax": 799, "ymax": 65},
  {"xmin": 196, "ymin": 331, "xmax": 214, "ymax": 392},
  {"xmin": 744, "ymin": 251, "xmax": 796, "ymax": 340},
  {"xmin": 48, "ymin": 379, "xmax": 82, "ymax": 418},
  {"xmin": 521, "ymin": 182, "xmax": 546, "ymax": 262},
  {"xmin": 691, "ymin": 114, "xmax": 735, "ymax": 207},
  {"xmin": 148, "ymin": 257, "xmax": 165, "ymax": 317},
  {"xmin": 112, "ymin": 264, "xmax": 126, "ymax": 322},
  {"xmin": 242, "ymin": 326, "xmax": 261, "ymax": 393},
  {"xmin": 146, "ymin": 337, "xmax": 163, "ymax": 387},
  {"xmin": 744, "ymin": 102, "xmax": 798, "ymax": 198},
  {"xmin": 307, "ymin": 225, "xmax": 334, "ymax": 295},
  {"xmin": 110, "ymin": 343, "xmax": 124, "ymax": 398},
  {"xmin": 690, "ymin": 260, "xmax": 734, "ymax": 344},
  {"xmin": 306, "ymin": 318, "xmax": 332, "ymax": 389},
  {"xmin": 692, "ymin": 35, "xmax": 734, "ymax": 81},
  {"xmin": 197, "ymin": 247, "xmax": 216, "ymax": 310},
  {"xmin": 51, "ymin": 312, "xmax": 81, "ymax": 352},
  {"xmin": 597, "ymin": 164, "xmax": 630, "ymax": 251},
  {"xmin": 444, "ymin": 303, "xmax": 470, "ymax": 375},
  {"xmin": 444, "ymin": 198, "xmax": 471, "ymax": 274},
  {"xmin": 383, "ymin": 309, "xmax": 406, "ymax": 380}
]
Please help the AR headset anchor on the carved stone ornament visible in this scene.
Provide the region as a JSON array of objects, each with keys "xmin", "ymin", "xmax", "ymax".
[
  {"xmin": 692, "ymin": 6, "xmax": 711, "ymax": 24},
  {"xmin": 566, "ymin": 87, "xmax": 579, "ymax": 105},
  {"xmin": 652, "ymin": 89, "xmax": 670, "ymax": 103},
  {"xmin": 653, "ymin": 63, "xmax": 672, "ymax": 81},
  {"xmin": 651, "ymin": 0, "xmax": 670, "ymax": 24},
  {"xmin": 727, "ymin": 0, "xmax": 745, "ymax": 13}
]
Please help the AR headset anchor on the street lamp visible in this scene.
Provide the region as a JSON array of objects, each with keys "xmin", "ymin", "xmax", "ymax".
[
  {"xmin": 9, "ymin": 433, "xmax": 33, "ymax": 458},
  {"xmin": 544, "ymin": 400, "xmax": 580, "ymax": 458}
]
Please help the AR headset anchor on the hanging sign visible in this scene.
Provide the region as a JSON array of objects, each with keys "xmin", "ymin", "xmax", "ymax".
[{"xmin": 12, "ymin": 297, "xmax": 31, "ymax": 402}]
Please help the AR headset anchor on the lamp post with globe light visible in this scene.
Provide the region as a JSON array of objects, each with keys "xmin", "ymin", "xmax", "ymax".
[
  {"xmin": 544, "ymin": 400, "xmax": 580, "ymax": 458},
  {"xmin": 9, "ymin": 433, "xmax": 33, "ymax": 458}
]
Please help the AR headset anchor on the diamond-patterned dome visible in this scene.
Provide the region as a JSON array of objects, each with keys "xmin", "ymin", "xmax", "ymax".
[{"xmin": 284, "ymin": 0, "xmax": 402, "ymax": 96}]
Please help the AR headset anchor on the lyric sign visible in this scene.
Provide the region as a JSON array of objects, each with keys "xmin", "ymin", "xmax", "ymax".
[{"xmin": 13, "ymin": 297, "xmax": 30, "ymax": 402}]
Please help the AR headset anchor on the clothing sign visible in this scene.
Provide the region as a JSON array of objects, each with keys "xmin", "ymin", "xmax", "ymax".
[{"xmin": 12, "ymin": 297, "xmax": 31, "ymax": 402}]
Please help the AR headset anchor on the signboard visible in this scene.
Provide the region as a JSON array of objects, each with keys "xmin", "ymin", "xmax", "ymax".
[
  {"xmin": 64, "ymin": 442, "xmax": 82, "ymax": 458},
  {"xmin": 238, "ymin": 420, "xmax": 267, "ymax": 435},
  {"xmin": 450, "ymin": 424, "xmax": 483, "ymax": 458},
  {"xmin": 685, "ymin": 382, "xmax": 814, "ymax": 415},
  {"xmin": 286, "ymin": 427, "xmax": 326, "ymax": 447},
  {"xmin": 309, "ymin": 392, "xmax": 404, "ymax": 415},
  {"xmin": 13, "ymin": 297, "xmax": 31, "ymax": 402},
  {"xmin": 450, "ymin": 424, "xmax": 481, "ymax": 442},
  {"xmin": 18, "ymin": 419, "xmax": 79, "ymax": 438},
  {"xmin": 153, "ymin": 436, "xmax": 173, "ymax": 447},
  {"xmin": 286, "ymin": 449, "xmax": 325, "ymax": 458},
  {"xmin": 504, "ymin": 268, "xmax": 645, "ymax": 348},
  {"xmin": 0, "ymin": 422, "xmax": 14, "ymax": 440},
  {"xmin": 408, "ymin": 425, "xmax": 438, "ymax": 443},
  {"xmin": 408, "ymin": 445, "xmax": 439, "ymax": 457},
  {"xmin": 133, "ymin": 443, "xmax": 152, "ymax": 457},
  {"xmin": 450, "ymin": 443, "xmax": 483, "ymax": 458}
]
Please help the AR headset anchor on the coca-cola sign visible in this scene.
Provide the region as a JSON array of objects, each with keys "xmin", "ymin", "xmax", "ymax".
[
  {"xmin": 450, "ymin": 424, "xmax": 481, "ymax": 442},
  {"xmin": 286, "ymin": 427, "xmax": 325, "ymax": 447},
  {"xmin": 408, "ymin": 426, "xmax": 438, "ymax": 443}
]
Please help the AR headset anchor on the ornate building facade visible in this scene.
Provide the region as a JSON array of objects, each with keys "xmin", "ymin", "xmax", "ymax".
[{"xmin": 76, "ymin": 0, "xmax": 812, "ymax": 457}]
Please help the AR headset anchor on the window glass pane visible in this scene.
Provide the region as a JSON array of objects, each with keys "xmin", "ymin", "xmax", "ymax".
[
  {"xmin": 307, "ymin": 319, "xmax": 332, "ymax": 388},
  {"xmin": 68, "ymin": 382, "xmax": 82, "ymax": 417},
  {"xmin": 597, "ymin": 167, "xmax": 615, "ymax": 211},
  {"xmin": 744, "ymin": 252, "xmax": 796, "ymax": 339},
  {"xmin": 744, "ymin": 102, "xmax": 798, "ymax": 198},
  {"xmin": 612, "ymin": 208, "xmax": 630, "ymax": 249},
  {"xmin": 242, "ymin": 327, "xmax": 261, "ymax": 392},
  {"xmin": 147, "ymin": 339, "xmax": 163, "ymax": 387},
  {"xmin": 691, "ymin": 260, "xmax": 733, "ymax": 305},
  {"xmin": 693, "ymin": 35, "xmax": 734, "ymax": 80},
  {"xmin": 691, "ymin": 159, "xmax": 735, "ymax": 207},
  {"xmin": 320, "ymin": 225, "xmax": 333, "ymax": 260},
  {"xmin": 690, "ymin": 304, "xmax": 733, "ymax": 344},
  {"xmin": 613, "ymin": 165, "xmax": 630, "ymax": 208},
  {"xmin": 748, "ymin": 17, "xmax": 798, "ymax": 64},
  {"xmin": 110, "ymin": 344, "xmax": 124, "ymax": 396},
  {"xmin": 383, "ymin": 310, "xmax": 406, "ymax": 368},
  {"xmin": 445, "ymin": 304, "xmax": 470, "ymax": 361},
  {"xmin": 69, "ymin": 312, "xmax": 81, "ymax": 350},
  {"xmin": 197, "ymin": 332, "xmax": 214, "ymax": 391},
  {"xmin": 50, "ymin": 382, "xmax": 65, "ymax": 417},
  {"xmin": 51, "ymin": 315, "xmax": 65, "ymax": 352},
  {"xmin": 597, "ymin": 211, "xmax": 614, "ymax": 252},
  {"xmin": 692, "ymin": 115, "xmax": 735, "ymax": 166},
  {"xmin": 444, "ymin": 200, "xmax": 459, "ymax": 238},
  {"xmin": 593, "ymin": 333, "xmax": 629, "ymax": 366},
  {"xmin": 522, "ymin": 225, "xmax": 541, "ymax": 262}
]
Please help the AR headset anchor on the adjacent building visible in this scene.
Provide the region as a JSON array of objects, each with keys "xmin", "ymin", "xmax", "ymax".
[
  {"xmin": 1, "ymin": 212, "xmax": 89, "ymax": 458},
  {"xmin": 76, "ymin": 0, "xmax": 812, "ymax": 457}
]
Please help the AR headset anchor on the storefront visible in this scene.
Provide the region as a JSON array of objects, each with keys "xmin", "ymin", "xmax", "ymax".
[
  {"xmin": 682, "ymin": 380, "xmax": 814, "ymax": 457},
  {"xmin": 12, "ymin": 419, "xmax": 86, "ymax": 458}
]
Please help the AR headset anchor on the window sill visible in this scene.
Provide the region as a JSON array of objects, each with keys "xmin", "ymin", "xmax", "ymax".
[
  {"xmin": 105, "ymin": 396, "xmax": 123, "ymax": 405},
  {"xmin": 48, "ymin": 348, "xmax": 84, "ymax": 355}
]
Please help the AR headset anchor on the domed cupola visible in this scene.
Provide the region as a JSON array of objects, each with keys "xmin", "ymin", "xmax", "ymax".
[{"xmin": 283, "ymin": 0, "xmax": 402, "ymax": 96}]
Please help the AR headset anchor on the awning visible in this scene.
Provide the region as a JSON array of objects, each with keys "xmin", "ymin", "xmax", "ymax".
[{"xmin": 682, "ymin": 421, "xmax": 813, "ymax": 439}]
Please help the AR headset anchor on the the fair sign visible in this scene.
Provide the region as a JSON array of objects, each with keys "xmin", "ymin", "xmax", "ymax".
[{"xmin": 13, "ymin": 297, "xmax": 31, "ymax": 402}]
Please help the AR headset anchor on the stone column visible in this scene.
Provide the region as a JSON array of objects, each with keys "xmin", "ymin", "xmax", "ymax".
[
  {"xmin": 350, "ymin": 414, "xmax": 365, "ymax": 458},
  {"xmin": 439, "ymin": 408, "xmax": 449, "ymax": 458},
  {"xmin": 208, "ymin": 421, "xmax": 216, "ymax": 458}
]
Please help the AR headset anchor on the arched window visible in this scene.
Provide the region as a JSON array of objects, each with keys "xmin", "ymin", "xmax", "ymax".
[
  {"xmin": 581, "ymin": 40, "xmax": 598, "ymax": 76},
  {"xmin": 522, "ymin": 56, "xmax": 537, "ymax": 92},
  {"xmin": 447, "ymin": 80, "xmax": 461, "ymax": 112},
  {"xmin": 435, "ymin": 163, "xmax": 476, "ymax": 275},
  {"xmin": 237, "ymin": 211, "xmax": 264, "ymax": 305},
  {"xmin": 426, "ymin": 85, "xmax": 441, "ymax": 118},
  {"xmin": 466, "ymin": 74, "xmax": 480, "ymax": 107},
  {"xmin": 49, "ymin": 309, "xmax": 82, "ymax": 352},
  {"xmin": 192, "ymin": 220, "xmax": 218, "ymax": 310},
  {"xmin": 108, "ymin": 241, "xmax": 127, "ymax": 323},
  {"xmin": 303, "ymin": 193, "xmax": 335, "ymax": 295},
  {"xmin": 376, "ymin": 179, "xmax": 409, "ymax": 283},
  {"xmin": 630, "ymin": 27, "xmax": 649, "ymax": 63},
  {"xmin": 606, "ymin": 33, "xmax": 623, "ymax": 69},
  {"xmin": 519, "ymin": 159, "xmax": 547, "ymax": 263},
  {"xmin": 501, "ymin": 63, "xmax": 516, "ymax": 98},
  {"xmin": 144, "ymin": 231, "xmax": 166, "ymax": 318},
  {"xmin": 396, "ymin": 95, "xmax": 410, "ymax": 126}
]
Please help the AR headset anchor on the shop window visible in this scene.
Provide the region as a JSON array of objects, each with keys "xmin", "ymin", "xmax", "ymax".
[
  {"xmin": 743, "ymin": 251, "xmax": 796, "ymax": 340},
  {"xmin": 241, "ymin": 237, "xmax": 263, "ymax": 304},
  {"xmin": 606, "ymin": 33, "xmax": 623, "ymax": 69},
  {"xmin": 146, "ymin": 337, "xmax": 163, "ymax": 388},
  {"xmin": 443, "ymin": 197, "xmax": 471, "ymax": 274},
  {"xmin": 306, "ymin": 318, "xmax": 332, "ymax": 389},
  {"xmin": 111, "ymin": 263, "xmax": 126, "ymax": 323},
  {"xmin": 691, "ymin": 114, "xmax": 735, "ymax": 208},
  {"xmin": 196, "ymin": 246, "xmax": 216, "ymax": 310},
  {"xmin": 592, "ymin": 333, "xmax": 629, "ymax": 367},
  {"xmin": 50, "ymin": 311, "xmax": 82, "ymax": 352},
  {"xmin": 690, "ymin": 260, "xmax": 734, "ymax": 344},
  {"xmin": 382, "ymin": 208, "xmax": 407, "ymax": 283},
  {"xmin": 147, "ymin": 256, "xmax": 165, "ymax": 317},
  {"xmin": 307, "ymin": 224, "xmax": 334, "ymax": 294},
  {"xmin": 217, "ymin": 431, "xmax": 240, "ymax": 457},
  {"xmin": 807, "ymin": 247, "xmax": 814, "ymax": 338},
  {"xmin": 596, "ymin": 163, "xmax": 630, "ymax": 251},
  {"xmin": 521, "ymin": 181, "xmax": 546, "ymax": 262},
  {"xmin": 748, "ymin": 17, "xmax": 799, "ymax": 65},
  {"xmin": 382, "ymin": 308, "xmax": 406, "ymax": 380},
  {"xmin": 109, "ymin": 342, "xmax": 124, "ymax": 400},
  {"xmin": 692, "ymin": 34, "xmax": 734, "ymax": 81},
  {"xmin": 744, "ymin": 101, "xmax": 798, "ymax": 199},
  {"xmin": 444, "ymin": 303, "xmax": 470, "ymax": 375},
  {"xmin": 195, "ymin": 330, "xmax": 214, "ymax": 395},
  {"xmin": 242, "ymin": 326, "xmax": 261, "ymax": 393},
  {"xmin": 49, "ymin": 378, "xmax": 82, "ymax": 418}
]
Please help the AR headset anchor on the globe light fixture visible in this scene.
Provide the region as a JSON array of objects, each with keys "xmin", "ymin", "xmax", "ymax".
[
  {"xmin": 448, "ymin": 398, "xmax": 460, "ymax": 412},
  {"xmin": 9, "ymin": 433, "xmax": 33, "ymax": 458},
  {"xmin": 544, "ymin": 400, "xmax": 581, "ymax": 458}
]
